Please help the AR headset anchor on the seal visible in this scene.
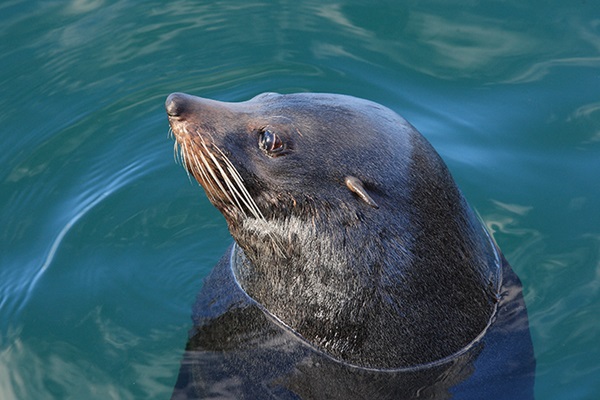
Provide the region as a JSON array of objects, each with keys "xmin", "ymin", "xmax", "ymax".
[{"xmin": 165, "ymin": 92, "xmax": 535, "ymax": 399}]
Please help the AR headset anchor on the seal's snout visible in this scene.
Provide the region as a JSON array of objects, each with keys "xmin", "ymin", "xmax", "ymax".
[{"xmin": 165, "ymin": 92, "xmax": 188, "ymax": 118}]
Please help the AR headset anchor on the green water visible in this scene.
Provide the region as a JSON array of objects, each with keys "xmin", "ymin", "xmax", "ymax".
[{"xmin": 1, "ymin": 1, "xmax": 598, "ymax": 398}]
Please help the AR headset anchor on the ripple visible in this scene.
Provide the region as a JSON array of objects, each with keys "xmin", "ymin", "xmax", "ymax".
[
  {"xmin": 0, "ymin": 319, "xmax": 183, "ymax": 399},
  {"xmin": 19, "ymin": 159, "xmax": 150, "ymax": 312},
  {"xmin": 1, "ymin": 1, "xmax": 599, "ymax": 398}
]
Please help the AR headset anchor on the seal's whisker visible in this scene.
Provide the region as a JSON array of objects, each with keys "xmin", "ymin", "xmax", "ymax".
[
  {"xmin": 173, "ymin": 127, "xmax": 286, "ymax": 257},
  {"xmin": 203, "ymin": 148, "xmax": 249, "ymax": 219},
  {"xmin": 172, "ymin": 137, "xmax": 180, "ymax": 162},
  {"xmin": 216, "ymin": 161, "xmax": 250, "ymax": 218},
  {"xmin": 188, "ymin": 145, "xmax": 207, "ymax": 181},
  {"xmin": 178, "ymin": 142, "xmax": 193, "ymax": 182},
  {"xmin": 187, "ymin": 147, "xmax": 204, "ymax": 180},
  {"xmin": 216, "ymin": 147, "xmax": 265, "ymax": 221},
  {"xmin": 185, "ymin": 144, "xmax": 199, "ymax": 184},
  {"xmin": 206, "ymin": 149, "xmax": 248, "ymax": 218},
  {"xmin": 197, "ymin": 143, "xmax": 238, "ymax": 208},
  {"xmin": 195, "ymin": 134, "xmax": 220, "ymax": 185},
  {"xmin": 224, "ymin": 165, "xmax": 258, "ymax": 217},
  {"xmin": 212, "ymin": 147, "xmax": 285, "ymax": 257},
  {"xmin": 225, "ymin": 163, "xmax": 264, "ymax": 220},
  {"xmin": 173, "ymin": 141, "xmax": 180, "ymax": 164},
  {"xmin": 189, "ymin": 148, "xmax": 218, "ymax": 201},
  {"xmin": 226, "ymin": 164, "xmax": 261, "ymax": 219},
  {"xmin": 221, "ymin": 173, "xmax": 248, "ymax": 218},
  {"xmin": 195, "ymin": 161, "xmax": 213, "ymax": 193}
]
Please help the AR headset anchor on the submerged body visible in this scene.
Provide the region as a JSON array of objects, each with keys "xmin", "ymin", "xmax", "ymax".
[{"xmin": 165, "ymin": 92, "xmax": 535, "ymax": 399}]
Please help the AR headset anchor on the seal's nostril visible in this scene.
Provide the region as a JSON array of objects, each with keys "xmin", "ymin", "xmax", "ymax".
[{"xmin": 165, "ymin": 93, "xmax": 186, "ymax": 117}]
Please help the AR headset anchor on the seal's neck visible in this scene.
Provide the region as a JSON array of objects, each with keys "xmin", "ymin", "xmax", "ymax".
[{"xmin": 229, "ymin": 209, "xmax": 500, "ymax": 369}]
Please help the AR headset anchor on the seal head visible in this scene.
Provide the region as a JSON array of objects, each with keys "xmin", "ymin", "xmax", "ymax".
[{"xmin": 166, "ymin": 92, "xmax": 500, "ymax": 369}]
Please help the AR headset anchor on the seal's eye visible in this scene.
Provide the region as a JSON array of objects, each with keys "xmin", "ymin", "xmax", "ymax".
[{"xmin": 259, "ymin": 129, "xmax": 285, "ymax": 155}]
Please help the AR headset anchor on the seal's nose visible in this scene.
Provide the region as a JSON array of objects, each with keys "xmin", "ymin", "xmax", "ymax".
[{"xmin": 165, "ymin": 92, "xmax": 188, "ymax": 117}]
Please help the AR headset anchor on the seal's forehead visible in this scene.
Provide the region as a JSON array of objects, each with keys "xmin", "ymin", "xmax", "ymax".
[
  {"xmin": 249, "ymin": 92, "xmax": 375, "ymax": 114},
  {"xmin": 245, "ymin": 92, "xmax": 402, "ymax": 137}
]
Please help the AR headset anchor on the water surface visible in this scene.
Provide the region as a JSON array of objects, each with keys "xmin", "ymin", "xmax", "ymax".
[{"xmin": 1, "ymin": 1, "xmax": 599, "ymax": 399}]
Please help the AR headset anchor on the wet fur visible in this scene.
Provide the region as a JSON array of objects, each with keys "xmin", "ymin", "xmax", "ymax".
[{"xmin": 167, "ymin": 92, "xmax": 502, "ymax": 369}]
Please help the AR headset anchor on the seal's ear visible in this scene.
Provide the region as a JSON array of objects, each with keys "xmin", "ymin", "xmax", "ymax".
[{"xmin": 344, "ymin": 176, "xmax": 379, "ymax": 209}]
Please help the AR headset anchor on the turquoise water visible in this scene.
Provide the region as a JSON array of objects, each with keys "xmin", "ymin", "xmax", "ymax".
[{"xmin": 1, "ymin": 1, "xmax": 598, "ymax": 399}]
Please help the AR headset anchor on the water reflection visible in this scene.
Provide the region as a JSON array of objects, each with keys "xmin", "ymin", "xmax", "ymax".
[
  {"xmin": 309, "ymin": 1, "xmax": 600, "ymax": 83},
  {"xmin": 0, "ymin": 321, "xmax": 180, "ymax": 400}
]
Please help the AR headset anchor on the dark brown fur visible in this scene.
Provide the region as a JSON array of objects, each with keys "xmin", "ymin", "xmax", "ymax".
[{"xmin": 167, "ymin": 92, "xmax": 501, "ymax": 368}]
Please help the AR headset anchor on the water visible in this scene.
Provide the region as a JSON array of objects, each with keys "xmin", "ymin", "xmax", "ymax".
[{"xmin": 1, "ymin": 0, "xmax": 598, "ymax": 398}]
